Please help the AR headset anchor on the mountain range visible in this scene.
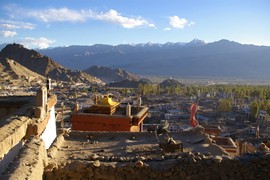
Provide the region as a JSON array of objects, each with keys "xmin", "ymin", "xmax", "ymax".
[{"xmin": 37, "ymin": 39, "xmax": 270, "ymax": 80}]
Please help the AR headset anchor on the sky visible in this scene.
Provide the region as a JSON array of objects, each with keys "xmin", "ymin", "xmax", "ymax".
[{"xmin": 0, "ymin": 0, "xmax": 270, "ymax": 49}]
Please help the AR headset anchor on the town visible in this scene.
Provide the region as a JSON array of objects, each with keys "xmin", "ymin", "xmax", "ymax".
[
  {"xmin": 1, "ymin": 75, "xmax": 270, "ymax": 179},
  {"xmin": 50, "ymin": 79, "xmax": 270, "ymax": 138}
]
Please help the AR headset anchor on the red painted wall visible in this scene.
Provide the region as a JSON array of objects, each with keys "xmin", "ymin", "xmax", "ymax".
[{"xmin": 72, "ymin": 113, "xmax": 139, "ymax": 132}]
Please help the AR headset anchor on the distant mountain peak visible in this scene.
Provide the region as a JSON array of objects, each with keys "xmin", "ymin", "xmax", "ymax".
[
  {"xmin": 186, "ymin": 39, "xmax": 206, "ymax": 46},
  {"xmin": 137, "ymin": 41, "xmax": 160, "ymax": 47},
  {"xmin": 207, "ymin": 39, "xmax": 243, "ymax": 49},
  {"xmin": 159, "ymin": 78, "xmax": 184, "ymax": 88},
  {"xmin": 213, "ymin": 39, "xmax": 240, "ymax": 45},
  {"xmin": 164, "ymin": 41, "xmax": 185, "ymax": 46}
]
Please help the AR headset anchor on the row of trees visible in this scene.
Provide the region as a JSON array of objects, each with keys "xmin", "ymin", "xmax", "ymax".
[
  {"xmin": 138, "ymin": 83, "xmax": 270, "ymax": 100},
  {"xmin": 138, "ymin": 84, "xmax": 185, "ymax": 96},
  {"xmin": 218, "ymin": 99, "xmax": 259, "ymax": 121},
  {"xmin": 224, "ymin": 98, "xmax": 270, "ymax": 121},
  {"xmin": 137, "ymin": 83, "xmax": 270, "ymax": 121},
  {"xmin": 199, "ymin": 84, "xmax": 270, "ymax": 100}
]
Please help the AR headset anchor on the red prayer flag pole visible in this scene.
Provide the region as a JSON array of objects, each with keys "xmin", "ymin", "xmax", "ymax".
[{"xmin": 190, "ymin": 103, "xmax": 198, "ymax": 127}]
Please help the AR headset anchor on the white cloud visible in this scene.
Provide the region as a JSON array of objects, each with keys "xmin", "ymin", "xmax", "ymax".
[
  {"xmin": 188, "ymin": 21, "xmax": 195, "ymax": 27},
  {"xmin": 88, "ymin": 9, "xmax": 155, "ymax": 28},
  {"xmin": 1, "ymin": 30, "xmax": 17, "ymax": 37},
  {"xmin": 163, "ymin": 27, "xmax": 171, "ymax": 31},
  {"xmin": 0, "ymin": 19, "xmax": 35, "ymax": 30},
  {"xmin": 1, "ymin": 24, "xmax": 18, "ymax": 29},
  {"xmin": 17, "ymin": 37, "xmax": 55, "ymax": 49},
  {"xmin": 4, "ymin": 4, "xmax": 154, "ymax": 28},
  {"xmin": 28, "ymin": 8, "xmax": 85, "ymax": 22},
  {"xmin": 169, "ymin": 16, "xmax": 190, "ymax": 29},
  {"xmin": 4, "ymin": 4, "xmax": 85, "ymax": 23},
  {"xmin": 149, "ymin": 23, "xmax": 156, "ymax": 28}
]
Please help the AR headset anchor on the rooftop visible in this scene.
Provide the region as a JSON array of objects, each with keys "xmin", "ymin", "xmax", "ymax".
[
  {"xmin": 0, "ymin": 96, "xmax": 35, "ymax": 127},
  {"xmin": 49, "ymin": 129, "xmax": 229, "ymax": 167}
]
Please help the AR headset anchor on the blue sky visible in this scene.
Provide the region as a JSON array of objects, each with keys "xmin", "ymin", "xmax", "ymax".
[{"xmin": 0, "ymin": 0, "xmax": 269, "ymax": 49}]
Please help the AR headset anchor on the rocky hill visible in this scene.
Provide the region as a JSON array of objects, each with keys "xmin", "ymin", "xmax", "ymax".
[
  {"xmin": 0, "ymin": 44, "xmax": 103, "ymax": 84},
  {"xmin": 38, "ymin": 39, "xmax": 270, "ymax": 80},
  {"xmin": 0, "ymin": 58, "xmax": 44, "ymax": 86},
  {"xmin": 159, "ymin": 78, "xmax": 184, "ymax": 88},
  {"xmin": 84, "ymin": 65, "xmax": 139, "ymax": 83}
]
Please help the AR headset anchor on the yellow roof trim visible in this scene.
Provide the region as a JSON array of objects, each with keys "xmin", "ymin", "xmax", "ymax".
[{"xmin": 96, "ymin": 95, "xmax": 120, "ymax": 107}]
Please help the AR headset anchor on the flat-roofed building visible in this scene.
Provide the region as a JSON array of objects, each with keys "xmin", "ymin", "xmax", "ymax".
[{"xmin": 71, "ymin": 95, "xmax": 148, "ymax": 132}]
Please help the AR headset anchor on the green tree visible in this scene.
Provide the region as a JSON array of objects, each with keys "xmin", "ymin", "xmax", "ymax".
[
  {"xmin": 250, "ymin": 101, "xmax": 259, "ymax": 122},
  {"xmin": 74, "ymin": 90, "xmax": 77, "ymax": 98},
  {"xmin": 82, "ymin": 87, "xmax": 88, "ymax": 93},
  {"xmin": 218, "ymin": 99, "xmax": 232, "ymax": 112}
]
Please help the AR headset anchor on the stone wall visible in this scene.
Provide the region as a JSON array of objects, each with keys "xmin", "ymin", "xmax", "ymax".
[
  {"xmin": 1, "ymin": 138, "xmax": 48, "ymax": 180},
  {"xmin": 0, "ymin": 116, "xmax": 31, "ymax": 173},
  {"xmin": 44, "ymin": 152, "xmax": 270, "ymax": 179},
  {"xmin": 0, "ymin": 94, "xmax": 57, "ymax": 175}
]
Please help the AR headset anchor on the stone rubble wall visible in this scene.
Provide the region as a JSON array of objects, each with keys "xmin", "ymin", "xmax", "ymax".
[
  {"xmin": 1, "ymin": 137, "xmax": 48, "ymax": 180},
  {"xmin": 43, "ymin": 152, "xmax": 270, "ymax": 180}
]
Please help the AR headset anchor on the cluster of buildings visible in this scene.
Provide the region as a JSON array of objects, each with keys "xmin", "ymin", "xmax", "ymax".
[{"xmin": 1, "ymin": 81, "xmax": 270, "ymax": 179}]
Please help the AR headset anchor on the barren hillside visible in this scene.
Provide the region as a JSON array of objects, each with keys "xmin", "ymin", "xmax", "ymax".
[
  {"xmin": 0, "ymin": 58, "xmax": 44, "ymax": 86},
  {"xmin": 0, "ymin": 44, "xmax": 103, "ymax": 84}
]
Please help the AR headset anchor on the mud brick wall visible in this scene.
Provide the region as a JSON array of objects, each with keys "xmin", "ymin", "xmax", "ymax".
[
  {"xmin": 1, "ymin": 138, "xmax": 48, "ymax": 179},
  {"xmin": 0, "ymin": 116, "xmax": 31, "ymax": 159}
]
